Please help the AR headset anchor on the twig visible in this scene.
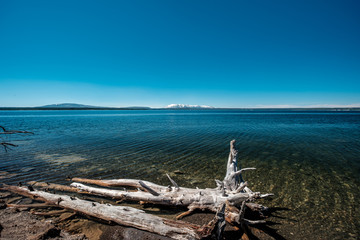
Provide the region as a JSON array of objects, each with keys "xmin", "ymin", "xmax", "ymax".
[
  {"xmin": 166, "ymin": 173, "xmax": 180, "ymax": 191},
  {"xmin": 139, "ymin": 181, "xmax": 160, "ymax": 196}
]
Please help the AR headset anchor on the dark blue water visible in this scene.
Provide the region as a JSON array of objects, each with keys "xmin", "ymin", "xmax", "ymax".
[{"xmin": 1, "ymin": 110, "xmax": 359, "ymax": 239}]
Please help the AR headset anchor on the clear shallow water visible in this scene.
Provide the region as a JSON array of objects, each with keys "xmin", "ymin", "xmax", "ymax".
[{"xmin": 1, "ymin": 110, "xmax": 359, "ymax": 239}]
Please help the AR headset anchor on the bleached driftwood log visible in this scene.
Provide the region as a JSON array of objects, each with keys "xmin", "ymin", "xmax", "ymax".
[
  {"xmin": 4, "ymin": 140, "xmax": 272, "ymax": 239},
  {"xmin": 1, "ymin": 184, "xmax": 225, "ymax": 240},
  {"xmin": 68, "ymin": 140, "xmax": 272, "ymax": 224}
]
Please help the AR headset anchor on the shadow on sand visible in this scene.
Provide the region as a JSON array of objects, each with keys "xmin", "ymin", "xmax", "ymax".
[{"xmin": 223, "ymin": 206, "xmax": 293, "ymax": 240}]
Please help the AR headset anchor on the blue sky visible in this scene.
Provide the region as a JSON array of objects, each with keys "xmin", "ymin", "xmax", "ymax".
[{"xmin": 0, "ymin": 0, "xmax": 359, "ymax": 108}]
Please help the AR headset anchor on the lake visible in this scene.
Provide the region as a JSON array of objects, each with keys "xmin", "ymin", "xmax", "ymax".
[{"xmin": 1, "ymin": 110, "xmax": 359, "ymax": 239}]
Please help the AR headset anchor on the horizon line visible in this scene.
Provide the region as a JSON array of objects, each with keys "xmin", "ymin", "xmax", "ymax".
[
  {"xmin": 1, "ymin": 105, "xmax": 360, "ymax": 110},
  {"xmin": 1, "ymin": 102, "xmax": 360, "ymax": 109}
]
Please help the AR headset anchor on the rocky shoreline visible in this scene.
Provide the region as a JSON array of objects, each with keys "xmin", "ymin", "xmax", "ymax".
[
  {"xmin": 1, "ymin": 188, "xmax": 279, "ymax": 240},
  {"xmin": 0, "ymin": 189, "xmax": 177, "ymax": 240}
]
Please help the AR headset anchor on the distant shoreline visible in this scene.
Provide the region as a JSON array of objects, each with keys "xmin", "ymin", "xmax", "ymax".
[
  {"xmin": 1, "ymin": 107, "xmax": 360, "ymax": 111},
  {"xmin": 0, "ymin": 107, "xmax": 151, "ymax": 111}
]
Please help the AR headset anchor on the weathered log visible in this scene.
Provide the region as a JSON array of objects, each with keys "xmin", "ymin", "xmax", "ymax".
[
  {"xmin": 1, "ymin": 185, "xmax": 223, "ymax": 240},
  {"xmin": 70, "ymin": 182, "xmax": 250, "ymax": 210},
  {"xmin": 68, "ymin": 140, "xmax": 272, "ymax": 228},
  {"xmin": 6, "ymin": 203, "xmax": 53, "ymax": 209},
  {"xmin": 30, "ymin": 209, "xmax": 69, "ymax": 216},
  {"xmin": 2, "ymin": 140, "xmax": 273, "ymax": 239},
  {"xmin": 26, "ymin": 180, "xmax": 232, "ymax": 222},
  {"xmin": 30, "ymin": 180, "xmax": 244, "ymax": 219},
  {"xmin": 28, "ymin": 181, "xmax": 81, "ymax": 192},
  {"xmin": 224, "ymin": 140, "xmax": 240, "ymax": 191},
  {"xmin": 70, "ymin": 177, "xmax": 171, "ymax": 192}
]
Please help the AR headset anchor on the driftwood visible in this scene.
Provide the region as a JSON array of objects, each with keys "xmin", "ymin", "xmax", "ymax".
[
  {"xmin": 69, "ymin": 140, "xmax": 272, "ymax": 224},
  {"xmin": 0, "ymin": 126, "xmax": 33, "ymax": 135},
  {"xmin": 2, "ymin": 184, "xmax": 224, "ymax": 240},
  {"xmin": 0, "ymin": 125, "xmax": 33, "ymax": 151},
  {"xmin": 6, "ymin": 203, "xmax": 52, "ymax": 209},
  {"xmin": 3, "ymin": 140, "xmax": 272, "ymax": 239}
]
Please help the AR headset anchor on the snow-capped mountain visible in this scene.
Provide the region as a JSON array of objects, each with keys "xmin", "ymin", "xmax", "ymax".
[{"xmin": 166, "ymin": 104, "xmax": 214, "ymax": 109}]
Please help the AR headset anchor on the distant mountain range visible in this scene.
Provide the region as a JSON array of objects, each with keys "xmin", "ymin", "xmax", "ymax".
[
  {"xmin": 1, "ymin": 103, "xmax": 359, "ymax": 111},
  {"xmin": 166, "ymin": 104, "xmax": 214, "ymax": 109},
  {"xmin": 36, "ymin": 103, "xmax": 151, "ymax": 110},
  {"xmin": 39, "ymin": 103, "xmax": 99, "ymax": 108},
  {"xmin": 39, "ymin": 103, "xmax": 215, "ymax": 109}
]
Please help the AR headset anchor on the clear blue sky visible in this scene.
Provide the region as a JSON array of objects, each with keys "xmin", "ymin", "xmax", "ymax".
[{"xmin": 1, "ymin": 0, "xmax": 359, "ymax": 108}]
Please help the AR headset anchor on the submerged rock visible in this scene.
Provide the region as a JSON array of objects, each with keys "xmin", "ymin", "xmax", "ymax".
[{"xmin": 173, "ymin": 170, "xmax": 184, "ymax": 175}]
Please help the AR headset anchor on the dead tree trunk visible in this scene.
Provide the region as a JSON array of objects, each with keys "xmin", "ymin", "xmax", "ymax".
[
  {"xmin": 3, "ymin": 140, "xmax": 272, "ymax": 239},
  {"xmin": 1, "ymin": 184, "xmax": 226, "ymax": 240},
  {"xmin": 67, "ymin": 140, "xmax": 272, "ymax": 224}
]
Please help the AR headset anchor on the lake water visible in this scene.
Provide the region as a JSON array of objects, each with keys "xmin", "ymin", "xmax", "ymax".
[{"xmin": 1, "ymin": 110, "xmax": 359, "ymax": 239}]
